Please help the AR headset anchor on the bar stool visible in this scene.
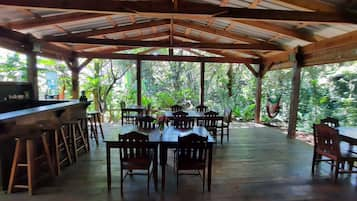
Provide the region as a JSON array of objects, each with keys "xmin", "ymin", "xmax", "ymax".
[
  {"xmin": 7, "ymin": 126, "xmax": 55, "ymax": 195},
  {"xmin": 77, "ymin": 116, "xmax": 92, "ymax": 149},
  {"xmin": 87, "ymin": 115, "xmax": 99, "ymax": 145},
  {"xmin": 63, "ymin": 120, "xmax": 89, "ymax": 161},
  {"xmin": 38, "ymin": 121, "xmax": 73, "ymax": 176},
  {"xmin": 88, "ymin": 111, "xmax": 104, "ymax": 140}
]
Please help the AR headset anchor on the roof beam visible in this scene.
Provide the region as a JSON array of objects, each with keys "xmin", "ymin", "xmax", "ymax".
[
  {"xmin": 174, "ymin": 32, "xmax": 262, "ymax": 58},
  {"xmin": 75, "ymin": 31, "xmax": 170, "ymax": 51},
  {"xmin": 46, "ymin": 36, "xmax": 283, "ymax": 50},
  {"xmin": 271, "ymin": 0, "xmax": 337, "ymax": 12},
  {"xmin": 77, "ymin": 52, "xmax": 260, "ymax": 64},
  {"xmin": 45, "ymin": 19, "xmax": 170, "ymax": 38},
  {"xmin": 0, "ymin": 1, "xmax": 355, "ymax": 24},
  {"xmin": 235, "ymin": 20, "xmax": 320, "ymax": 42},
  {"xmin": 7, "ymin": 13, "xmax": 108, "ymax": 30}
]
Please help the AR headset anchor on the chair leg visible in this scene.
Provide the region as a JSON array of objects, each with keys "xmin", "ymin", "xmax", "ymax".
[
  {"xmin": 72, "ymin": 124, "xmax": 78, "ymax": 161},
  {"xmin": 7, "ymin": 140, "xmax": 22, "ymax": 194},
  {"xmin": 77, "ymin": 122, "xmax": 89, "ymax": 151},
  {"xmin": 41, "ymin": 134, "xmax": 56, "ymax": 177},
  {"xmin": 97, "ymin": 114, "xmax": 104, "ymax": 140},
  {"xmin": 334, "ymin": 161, "xmax": 339, "ymax": 183},
  {"xmin": 227, "ymin": 125, "xmax": 230, "ymax": 142},
  {"xmin": 120, "ymin": 167, "xmax": 124, "ymax": 197},
  {"xmin": 176, "ymin": 171, "xmax": 179, "ymax": 193},
  {"xmin": 26, "ymin": 139, "xmax": 34, "ymax": 195},
  {"xmin": 202, "ymin": 168, "xmax": 206, "ymax": 192},
  {"xmin": 54, "ymin": 130, "xmax": 61, "ymax": 176},
  {"xmin": 147, "ymin": 169, "xmax": 150, "ymax": 195},
  {"xmin": 60, "ymin": 127, "xmax": 72, "ymax": 164},
  {"xmin": 311, "ymin": 151, "xmax": 316, "ymax": 176}
]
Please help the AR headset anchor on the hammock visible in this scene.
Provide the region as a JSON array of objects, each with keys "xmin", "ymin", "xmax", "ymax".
[{"xmin": 266, "ymin": 94, "xmax": 281, "ymax": 118}]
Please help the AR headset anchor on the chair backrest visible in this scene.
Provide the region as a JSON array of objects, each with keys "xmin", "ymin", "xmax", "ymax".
[
  {"xmin": 313, "ymin": 124, "xmax": 341, "ymax": 160},
  {"xmin": 119, "ymin": 131, "xmax": 150, "ymax": 161},
  {"xmin": 120, "ymin": 101, "xmax": 126, "ymax": 109},
  {"xmin": 173, "ymin": 111, "xmax": 188, "ymax": 117},
  {"xmin": 320, "ymin": 117, "xmax": 339, "ymax": 128},
  {"xmin": 223, "ymin": 108, "xmax": 232, "ymax": 123},
  {"xmin": 204, "ymin": 110, "xmax": 218, "ymax": 117},
  {"xmin": 171, "ymin": 104, "xmax": 183, "ymax": 112},
  {"xmin": 177, "ymin": 133, "xmax": 208, "ymax": 165},
  {"xmin": 172, "ymin": 117, "xmax": 195, "ymax": 129},
  {"xmin": 136, "ymin": 116, "xmax": 157, "ymax": 129},
  {"xmin": 195, "ymin": 105, "xmax": 208, "ymax": 112}
]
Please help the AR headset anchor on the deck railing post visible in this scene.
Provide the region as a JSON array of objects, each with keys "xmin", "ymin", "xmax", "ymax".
[
  {"xmin": 287, "ymin": 47, "xmax": 303, "ymax": 138},
  {"xmin": 254, "ymin": 64, "xmax": 263, "ymax": 123},
  {"xmin": 27, "ymin": 50, "xmax": 38, "ymax": 100},
  {"xmin": 200, "ymin": 61, "xmax": 205, "ymax": 106},
  {"xmin": 137, "ymin": 59, "xmax": 142, "ymax": 106}
]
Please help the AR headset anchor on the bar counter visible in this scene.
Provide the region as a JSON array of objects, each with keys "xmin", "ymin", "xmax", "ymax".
[{"xmin": 0, "ymin": 100, "xmax": 89, "ymax": 190}]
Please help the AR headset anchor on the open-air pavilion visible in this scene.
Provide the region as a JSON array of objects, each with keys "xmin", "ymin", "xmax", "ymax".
[{"xmin": 0, "ymin": 0, "xmax": 356, "ymax": 200}]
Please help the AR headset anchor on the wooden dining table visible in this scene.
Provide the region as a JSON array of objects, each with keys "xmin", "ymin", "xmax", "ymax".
[{"xmin": 104, "ymin": 125, "xmax": 216, "ymax": 192}]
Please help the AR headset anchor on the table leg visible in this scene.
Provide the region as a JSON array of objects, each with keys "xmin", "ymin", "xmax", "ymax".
[
  {"xmin": 160, "ymin": 143, "xmax": 168, "ymax": 191},
  {"xmin": 153, "ymin": 145, "xmax": 158, "ymax": 192},
  {"xmin": 208, "ymin": 144, "xmax": 213, "ymax": 192},
  {"xmin": 106, "ymin": 143, "xmax": 111, "ymax": 191}
]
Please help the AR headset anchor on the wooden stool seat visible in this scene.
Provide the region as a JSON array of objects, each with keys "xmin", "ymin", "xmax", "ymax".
[{"xmin": 8, "ymin": 131, "xmax": 55, "ymax": 195}]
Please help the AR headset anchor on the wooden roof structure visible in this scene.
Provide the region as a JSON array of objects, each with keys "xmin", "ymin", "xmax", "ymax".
[
  {"xmin": 1, "ymin": 0, "xmax": 357, "ymax": 138},
  {"xmin": 0, "ymin": 0, "xmax": 357, "ymax": 69}
]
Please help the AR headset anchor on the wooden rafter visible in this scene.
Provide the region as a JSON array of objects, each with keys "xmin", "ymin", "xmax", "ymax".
[
  {"xmin": 249, "ymin": 0, "xmax": 262, "ymax": 8},
  {"xmin": 75, "ymin": 31, "xmax": 170, "ymax": 51},
  {"xmin": 173, "ymin": 33, "xmax": 260, "ymax": 60},
  {"xmin": 77, "ymin": 52, "xmax": 260, "ymax": 64},
  {"xmin": 271, "ymin": 0, "xmax": 337, "ymax": 12},
  {"xmin": 235, "ymin": 20, "xmax": 321, "ymax": 42},
  {"xmin": 45, "ymin": 19, "xmax": 170, "ymax": 38},
  {"xmin": 45, "ymin": 35, "xmax": 282, "ymax": 50},
  {"xmin": 175, "ymin": 20, "xmax": 284, "ymax": 50},
  {"xmin": 7, "ymin": 13, "xmax": 108, "ymax": 30},
  {"xmin": 0, "ymin": 1, "xmax": 355, "ymax": 24}
]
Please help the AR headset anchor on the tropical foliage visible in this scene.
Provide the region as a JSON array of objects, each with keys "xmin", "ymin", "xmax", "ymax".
[{"xmin": 0, "ymin": 48, "xmax": 356, "ymax": 133}]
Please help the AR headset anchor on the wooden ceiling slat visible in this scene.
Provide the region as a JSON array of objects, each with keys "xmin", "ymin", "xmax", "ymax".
[
  {"xmin": 0, "ymin": 1, "xmax": 355, "ymax": 23},
  {"xmin": 271, "ymin": 0, "xmax": 337, "ymax": 12},
  {"xmin": 235, "ymin": 20, "xmax": 321, "ymax": 42},
  {"xmin": 174, "ymin": 20, "xmax": 284, "ymax": 50},
  {"xmin": 45, "ymin": 19, "xmax": 170, "ymax": 38},
  {"xmin": 8, "ymin": 13, "xmax": 108, "ymax": 30}
]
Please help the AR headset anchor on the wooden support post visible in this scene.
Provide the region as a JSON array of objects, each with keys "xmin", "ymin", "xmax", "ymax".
[
  {"xmin": 27, "ymin": 51, "xmax": 38, "ymax": 99},
  {"xmin": 70, "ymin": 58, "xmax": 80, "ymax": 99},
  {"xmin": 200, "ymin": 62, "xmax": 205, "ymax": 106},
  {"xmin": 136, "ymin": 59, "xmax": 142, "ymax": 106},
  {"xmin": 254, "ymin": 64, "xmax": 263, "ymax": 123},
  {"xmin": 287, "ymin": 47, "xmax": 303, "ymax": 138},
  {"xmin": 169, "ymin": 48, "xmax": 174, "ymax": 56}
]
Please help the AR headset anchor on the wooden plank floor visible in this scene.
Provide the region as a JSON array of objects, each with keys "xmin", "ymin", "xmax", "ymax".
[{"xmin": 1, "ymin": 123, "xmax": 356, "ymax": 201}]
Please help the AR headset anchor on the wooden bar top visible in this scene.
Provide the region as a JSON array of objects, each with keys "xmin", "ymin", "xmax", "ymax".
[{"xmin": 0, "ymin": 100, "xmax": 86, "ymax": 122}]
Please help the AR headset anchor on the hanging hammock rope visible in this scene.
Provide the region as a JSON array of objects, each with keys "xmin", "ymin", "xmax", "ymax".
[{"xmin": 266, "ymin": 94, "xmax": 282, "ymax": 118}]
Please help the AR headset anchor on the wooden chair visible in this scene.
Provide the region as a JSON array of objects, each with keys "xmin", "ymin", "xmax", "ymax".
[
  {"xmin": 119, "ymin": 131, "xmax": 155, "ymax": 196},
  {"xmin": 217, "ymin": 108, "xmax": 232, "ymax": 143},
  {"xmin": 173, "ymin": 111, "xmax": 188, "ymax": 117},
  {"xmin": 312, "ymin": 124, "xmax": 357, "ymax": 182},
  {"xmin": 176, "ymin": 133, "xmax": 208, "ymax": 192},
  {"xmin": 171, "ymin": 104, "xmax": 183, "ymax": 112},
  {"xmin": 195, "ymin": 105, "xmax": 208, "ymax": 112},
  {"xmin": 121, "ymin": 108, "xmax": 137, "ymax": 125},
  {"xmin": 320, "ymin": 117, "xmax": 339, "ymax": 128},
  {"xmin": 136, "ymin": 116, "xmax": 157, "ymax": 129},
  {"xmin": 198, "ymin": 111, "xmax": 219, "ymax": 142},
  {"xmin": 7, "ymin": 126, "xmax": 55, "ymax": 195},
  {"xmin": 172, "ymin": 117, "xmax": 195, "ymax": 129}
]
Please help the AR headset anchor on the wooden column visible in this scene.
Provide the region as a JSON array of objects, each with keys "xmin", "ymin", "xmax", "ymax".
[
  {"xmin": 27, "ymin": 51, "xmax": 38, "ymax": 99},
  {"xmin": 287, "ymin": 47, "xmax": 303, "ymax": 138},
  {"xmin": 200, "ymin": 62, "xmax": 205, "ymax": 106},
  {"xmin": 254, "ymin": 65, "xmax": 263, "ymax": 123},
  {"xmin": 136, "ymin": 59, "xmax": 142, "ymax": 106},
  {"xmin": 70, "ymin": 58, "xmax": 80, "ymax": 99}
]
